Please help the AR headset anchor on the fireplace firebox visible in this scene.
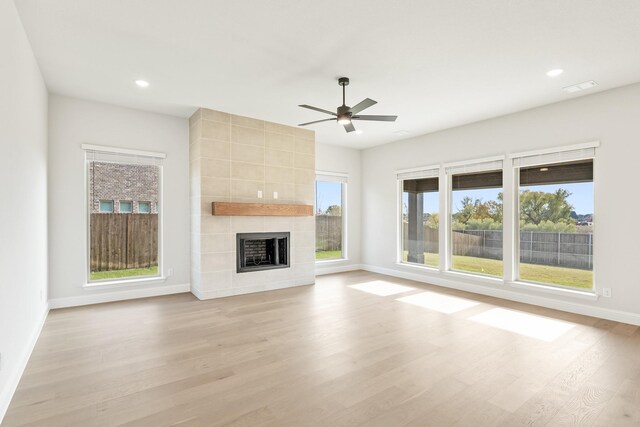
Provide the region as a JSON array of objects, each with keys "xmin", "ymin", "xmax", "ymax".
[{"xmin": 236, "ymin": 232, "xmax": 290, "ymax": 273}]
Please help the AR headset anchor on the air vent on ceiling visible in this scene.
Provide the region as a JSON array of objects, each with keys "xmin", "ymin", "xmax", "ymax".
[{"xmin": 562, "ymin": 80, "xmax": 598, "ymax": 93}]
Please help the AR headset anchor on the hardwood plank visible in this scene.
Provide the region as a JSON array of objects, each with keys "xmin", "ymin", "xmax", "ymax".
[{"xmin": 4, "ymin": 271, "xmax": 640, "ymax": 426}]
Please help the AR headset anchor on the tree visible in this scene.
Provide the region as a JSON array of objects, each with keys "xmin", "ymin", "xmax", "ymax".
[
  {"xmin": 425, "ymin": 213, "xmax": 439, "ymax": 229},
  {"xmin": 453, "ymin": 194, "xmax": 503, "ymax": 225},
  {"xmin": 520, "ymin": 219, "xmax": 576, "ymax": 233},
  {"xmin": 454, "ymin": 196, "xmax": 476, "ymax": 223},
  {"xmin": 325, "ymin": 205, "xmax": 341, "ymax": 216},
  {"xmin": 487, "ymin": 193, "xmax": 504, "ymax": 223},
  {"xmin": 520, "ymin": 189, "xmax": 575, "ymax": 225}
]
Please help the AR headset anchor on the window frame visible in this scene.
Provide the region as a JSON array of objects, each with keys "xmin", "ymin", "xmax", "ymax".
[
  {"xmin": 83, "ymin": 144, "xmax": 166, "ymax": 286},
  {"xmin": 99, "ymin": 200, "xmax": 114, "ymax": 213},
  {"xmin": 138, "ymin": 201, "xmax": 151, "ymax": 214},
  {"xmin": 315, "ymin": 171, "xmax": 348, "ymax": 263},
  {"xmin": 119, "ymin": 200, "xmax": 133, "ymax": 213},
  {"xmin": 444, "ymin": 156, "xmax": 505, "ymax": 280},
  {"xmin": 396, "ymin": 165, "xmax": 440, "ymax": 270},
  {"xmin": 510, "ymin": 145, "xmax": 597, "ymax": 293},
  {"xmin": 393, "ymin": 144, "xmax": 599, "ymax": 300}
]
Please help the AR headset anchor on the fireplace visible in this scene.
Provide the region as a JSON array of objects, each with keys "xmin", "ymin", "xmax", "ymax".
[{"xmin": 236, "ymin": 232, "xmax": 290, "ymax": 273}]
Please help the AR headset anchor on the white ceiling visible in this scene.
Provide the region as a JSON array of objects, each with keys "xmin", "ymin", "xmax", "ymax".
[{"xmin": 15, "ymin": 0, "xmax": 640, "ymax": 149}]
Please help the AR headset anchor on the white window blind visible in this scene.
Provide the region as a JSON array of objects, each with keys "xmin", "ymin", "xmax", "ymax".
[
  {"xmin": 316, "ymin": 172, "xmax": 348, "ymax": 183},
  {"xmin": 512, "ymin": 147, "xmax": 596, "ymax": 168},
  {"xmin": 396, "ymin": 167, "xmax": 439, "ymax": 181},
  {"xmin": 83, "ymin": 144, "xmax": 165, "ymax": 166},
  {"xmin": 445, "ymin": 158, "xmax": 503, "ymax": 176}
]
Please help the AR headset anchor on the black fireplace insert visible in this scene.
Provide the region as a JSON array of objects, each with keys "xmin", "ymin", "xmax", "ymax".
[{"xmin": 236, "ymin": 232, "xmax": 290, "ymax": 273}]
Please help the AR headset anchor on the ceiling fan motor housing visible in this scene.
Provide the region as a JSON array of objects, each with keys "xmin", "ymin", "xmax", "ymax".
[{"xmin": 337, "ymin": 105, "xmax": 351, "ymax": 115}]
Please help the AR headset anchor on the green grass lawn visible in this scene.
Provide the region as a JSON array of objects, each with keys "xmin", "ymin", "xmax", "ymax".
[
  {"xmin": 90, "ymin": 265, "xmax": 159, "ymax": 281},
  {"xmin": 402, "ymin": 252, "xmax": 593, "ymax": 289},
  {"xmin": 316, "ymin": 250, "xmax": 343, "ymax": 260}
]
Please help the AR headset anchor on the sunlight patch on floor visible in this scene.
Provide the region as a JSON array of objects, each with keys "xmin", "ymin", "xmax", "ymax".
[
  {"xmin": 469, "ymin": 308, "xmax": 575, "ymax": 342},
  {"xmin": 348, "ymin": 281, "xmax": 416, "ymax": 296},
  {"xmin": 396, "ymin": 291, "xmax": 481, "ymax": 314}
]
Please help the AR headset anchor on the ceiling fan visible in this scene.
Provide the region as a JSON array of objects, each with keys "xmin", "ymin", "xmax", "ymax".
[{"xmin": 298, "ymin": 77, "xmax": 398, "ymax": 133}]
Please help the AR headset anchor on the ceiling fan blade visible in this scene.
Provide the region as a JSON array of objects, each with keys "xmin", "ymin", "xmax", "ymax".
[
  {"xmin": 298, "ymin": 118, "xmax": 336, "ymax": 126},
  {"xmin": 349, "ymin": 98, "xmax": 377, "ymax": 115},
  {"xmin": 343, "ymin": 122, "xmax": 356, "ymax": 133},
  {"xmin": 352, "ymin": 115, "xmax": 398, "ymax": 122},
  {"xmin": 299, "ymin": 104, "xmax": 337, "ymax": 116}
]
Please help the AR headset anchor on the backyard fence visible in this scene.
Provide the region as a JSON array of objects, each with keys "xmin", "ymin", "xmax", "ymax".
[
  {"xmin": 316, "ymin": 215, "xmax": 342, "ymax": 251},
  {"xmin": 402, "ymin": 223, "xmax": 593, "ymax": 270},
  {"xmin": 519, "ymin": 230, "xmax": 593, "ymax": 270},
  {"xmin": 90, "ymin": 213, "xmax": 158, "ymax": 271}
]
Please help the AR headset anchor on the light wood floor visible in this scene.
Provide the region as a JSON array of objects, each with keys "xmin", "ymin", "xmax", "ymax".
[{"xmin": 4, "ymin": 271, "xmax": 640, "ymax": 426}]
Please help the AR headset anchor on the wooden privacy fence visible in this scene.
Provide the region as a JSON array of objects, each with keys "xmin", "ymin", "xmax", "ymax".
[
  {"xmin": 402, "ymin": 222, "xmax": 593, "ymax": 270},
  {"xmin": 316, "ymin": 215, "xmax": 342, "ymax": 251},
  {"xmin": 90, "ymin": 213, "xmax": 158, "ymax": 271}
]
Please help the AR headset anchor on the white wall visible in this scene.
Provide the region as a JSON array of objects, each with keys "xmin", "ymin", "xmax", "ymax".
[
  {"xmin": 361, "ymin": 83, "xmax": 640, "ymax": 322},
  {"xmin": 315, "ymin": 143, "xmax": 362, "ymax": 274},
  {"xmin": 48, "ymin": 95, "xmax": 190, "ymax": 306},
  {"xmin": 0, "ymin": 0, "xmax": 49, "ymax": 421}
]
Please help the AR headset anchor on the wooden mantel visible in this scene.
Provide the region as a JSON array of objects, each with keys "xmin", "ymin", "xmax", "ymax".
[{"xmin": 212, "ymin": 202, "xmax": 314, "ymax": 217}]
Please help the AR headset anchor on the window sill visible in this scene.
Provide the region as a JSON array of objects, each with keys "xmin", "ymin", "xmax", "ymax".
[
  {"xmin": 84, "ymin": 275, "xmax": 167, "ymax": 289},
  {"xmin": 316, "ymin": 258, "xmax": 349, "ymax": 265},
  {"xmin": 443, "ymin": 270, "xmax": 504, "ymax": 285},
  {"xmin": 507, "ymin": 280, "xmax": 598, "ymax": 301},
  {"xmin": 395, "ymin": 262, "xmax": 439, "ymax": 273},
  {"xmin": 395, "ymin": 263, "xmax": 505, "ymax": 286}
]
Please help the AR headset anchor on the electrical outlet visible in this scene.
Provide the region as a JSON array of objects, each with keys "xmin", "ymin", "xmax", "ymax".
[
  {"xmin": 257, "ymin": 190, "xmax": 263, "ymax": 198},
  {"xmin": 602, "ymin": 288, "xmax": 612, "ymax": 298},
  {"xmin": 167, "ymin": 268, "xmax": 174, "ymax": 277},
  {"xmin": 273, "ymin": 191, "xmax": 278, "ymax": 199}
]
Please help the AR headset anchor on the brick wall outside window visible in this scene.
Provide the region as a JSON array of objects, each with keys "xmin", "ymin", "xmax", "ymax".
[{"xmin": 89, "ymin": 162, "xmax": 159, "ymax": 213}]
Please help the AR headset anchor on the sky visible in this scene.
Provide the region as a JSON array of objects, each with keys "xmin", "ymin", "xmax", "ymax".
[
  {"xmin": 520, "ymin": 182, "xmax": 593, "ymax": 215},
  {"xmin": 320, "ymin": 179, "xmax": 594, "ymax": 216},
  {"xmin": 402, "ymin": 182, "xmax": 594, "ymax": 216},
  {"xmin": 316, "ymin": 181, "xmax": 342, "ymax": 212}
]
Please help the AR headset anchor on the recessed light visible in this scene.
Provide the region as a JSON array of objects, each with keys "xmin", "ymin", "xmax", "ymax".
[
  {"xmin": 546, "ymin": 69, "xmax": 564, "ymax": 77},
  {"xmin": 135, "ymin": 80, "xmax": 150, "ymax": 88},
  {"xmin": 355, "ymin": 129, "xmax": 363, "ymax": 135},
  {"xmin": 540, "ymin": 167, "xmax": 549, "ymax": 172}
]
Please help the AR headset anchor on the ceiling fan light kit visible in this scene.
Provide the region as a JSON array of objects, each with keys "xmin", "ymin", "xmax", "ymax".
[{"xmin": 298, "ymin": 77, "xmax": 398, "ymax": 133}]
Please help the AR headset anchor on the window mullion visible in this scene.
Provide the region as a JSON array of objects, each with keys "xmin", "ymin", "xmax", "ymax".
[{"xmin": 503, "ymin": 163, "xmax": 516, "ymax": 283}]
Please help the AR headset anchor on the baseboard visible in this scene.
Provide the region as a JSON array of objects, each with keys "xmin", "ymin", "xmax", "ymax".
[
  {"xmin": 191, "ymin": 287, "xmax": 234, "ymax": 300},
  {"xmin": 0, "ymin": 302, "xmax": 49, "ymax": 424},
  {"xmin": 191, "ymin": 280, "xmax": 315, "ymax": 300},
  {"xmin": 315, "ymin": 263, "xmax": 363, "ymax": 276},
  {"xmin": 49, "ymin": 283, "xmax": 190, "ymax": 309},
  {"xmin": 360, "ymin": 264, "xmax": 640, "ymax": 326}
]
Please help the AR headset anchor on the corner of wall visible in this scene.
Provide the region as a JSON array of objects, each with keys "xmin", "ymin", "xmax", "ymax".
[{"xmin": 0, "ymin": 303, "xmax": 49, "ymax": 424}]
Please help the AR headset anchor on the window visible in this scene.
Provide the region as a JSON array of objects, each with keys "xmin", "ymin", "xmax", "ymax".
[
  {"xmin": 316, "ymin": 173, "xmax": 347, "ymax": 261},
  {"xmin": 119, "ymin": 200, "xmax": 133, "ymax": 213},
  {"xmin": 399, "ymin": 169, "xmax": 439, "ymax": 268},
  {"xmin": 99, "ymin": 200, "xmax": 114, "ymax": 213},
  {"xmin": 85, "ymin": 145, "xmax": 164, "ymax": 282},
  {"xmin": 447, "ymin": 159, "xmax": 503, "ymax": 278},
  {"xmin": 515, "ymin": 155, "xmax": 594, "ymax": 290},
  {"xmin": 138, "ymin": 201, "xmax": 151, "ymax": 214}
]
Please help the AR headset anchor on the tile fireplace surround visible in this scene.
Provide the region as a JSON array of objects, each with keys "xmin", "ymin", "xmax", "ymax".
[{"xmin": 189, "ymin": 108, "xmax": 316, "ymax": 299}]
